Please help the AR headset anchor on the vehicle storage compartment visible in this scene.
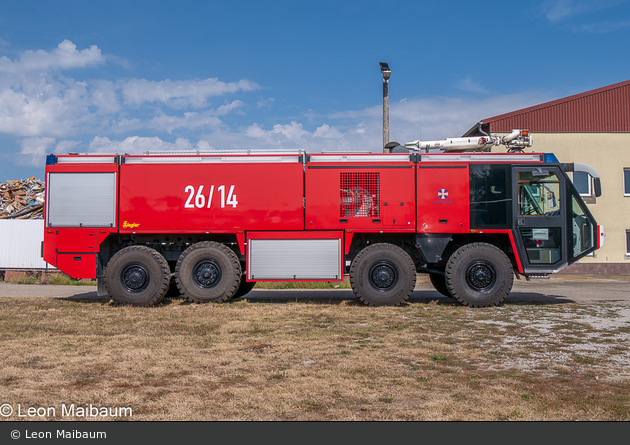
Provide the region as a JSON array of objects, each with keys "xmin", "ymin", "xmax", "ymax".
[
  {"xmin": 43, "ymin": 156, "xmax": 120, "ymax": 271},
  {"xmin": 118, "ymin": 154, "xmax": 305, "ymax": 232},
  {"xmin": 45, "ymin": 228, "xmax": 98, "ymax": 252},
  {"xmin": 417, "ymin": 164, "xmax": 469, "ymax": 233},
  {"xmin": 247, "ymin": 231, "xmax": 343, "ymax": 281},
  {"xmin": 305, "ymin": 154, "xmax": 416, "ymax": 231},
  {"xmin": 46, "ymin": 171, "xmax": 117, "ymax": 228},
  {"xmin": 56, "ymin": 253, "xmax": 97, "ymax": 279}
]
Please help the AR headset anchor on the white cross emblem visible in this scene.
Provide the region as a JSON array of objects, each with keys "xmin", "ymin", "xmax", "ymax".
[{"xmin": 438, "ymin": 189, "xmax": 449, "ymax": 199}]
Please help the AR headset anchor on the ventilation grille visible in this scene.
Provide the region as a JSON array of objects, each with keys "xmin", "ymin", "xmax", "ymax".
[{"xmin": 340, "ymin": 172, "xmax": 380, "ymax": 218}]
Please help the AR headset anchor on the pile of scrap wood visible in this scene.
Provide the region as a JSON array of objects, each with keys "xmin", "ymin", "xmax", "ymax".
[{"xmin": 0, "ymin": 177, "xmax": 45, "ymax": 219}]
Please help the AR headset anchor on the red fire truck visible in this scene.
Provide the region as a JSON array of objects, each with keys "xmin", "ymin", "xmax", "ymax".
[{"xmin": 42, "ymin": 130, "xmax": 604, "ymax": 308}]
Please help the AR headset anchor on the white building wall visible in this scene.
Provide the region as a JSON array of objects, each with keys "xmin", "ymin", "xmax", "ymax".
[
  {"xmin": 0, "ymin": 220, "xmax": 55, "ymax": 270},
  {"xmin": 493, "ymin": 132, "xmax": 630, "ymax": 269}
]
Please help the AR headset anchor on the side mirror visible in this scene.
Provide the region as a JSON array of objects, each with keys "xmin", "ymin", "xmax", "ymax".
[{"xmin": 593, "ymin": 177, "xmax": 602, "ymax": 197}]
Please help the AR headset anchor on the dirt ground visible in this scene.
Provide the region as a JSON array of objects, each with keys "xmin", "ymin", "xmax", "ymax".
[{"xmin": 0, "ymin": 274, "xmax": 628, "ymax": 421}]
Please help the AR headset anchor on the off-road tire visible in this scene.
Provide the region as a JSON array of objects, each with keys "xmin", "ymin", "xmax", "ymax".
[
  {"xmin": 175, "ymin": 241, "xmax": 242, "ymax": 303},
  {"xmin": 445, "ymin": 243, "xmax": 513, "ymax": 308},
  {"xmin": 104, "ymin": 245, "xmax": 171, "ymax": 307},
  {"xmin": 232, "ymin": 279, "xmax": 256, "ymax": 299},
  {"xmin": 429, "ymin": 273, "xmax": 454, "ymax": 298},
  {"xmin": 349, "ymin": 243, "xmax": 416, "ymax": 307}
]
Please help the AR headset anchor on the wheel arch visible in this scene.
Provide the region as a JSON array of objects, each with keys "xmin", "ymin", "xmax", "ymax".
[
  {"xmin": 345, "ymin": 232, "xmax": 419, "ymax": 273},
  {"xmin": 427, "ymin": 233, "xmax": 519, "ymax": 273}
]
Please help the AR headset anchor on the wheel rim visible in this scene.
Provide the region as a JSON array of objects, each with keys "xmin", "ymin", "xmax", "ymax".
[
  {"xmin": 192, "ymin": 260, "xmax": 221, "ymax": 288},
  {"xmin": 121, "ymin": 264, "xmax": 150, "ymax": 293},
  {"xmin": 369, "ymin": 262, "xmax": 398, "ymax": 291},
  {"xmin": 466, "ymin": 262, "xmax": 496, "ymax": 291}
]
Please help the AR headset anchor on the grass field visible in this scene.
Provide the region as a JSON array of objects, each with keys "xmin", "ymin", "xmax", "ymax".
[{"xmin": 0, "ymin": 291, "xmax": 629, "ymax": 421}]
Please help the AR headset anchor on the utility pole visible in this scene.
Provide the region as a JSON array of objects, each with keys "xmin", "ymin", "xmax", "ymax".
[{"xmin": 379, "ymin": 62, "xmax": 391, "ymax": 152}]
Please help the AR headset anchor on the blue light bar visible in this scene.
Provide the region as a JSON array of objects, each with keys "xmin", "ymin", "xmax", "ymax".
[
  {"xmin": 544, "ymin": 153, "xmax": 559, "ymax": 163},
  {"xmin": 45, "ymin": 154, "xmax": 56, "ymax": 165}
]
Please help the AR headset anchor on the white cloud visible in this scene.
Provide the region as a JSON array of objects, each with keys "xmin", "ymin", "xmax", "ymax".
[
  {"xmin": 215, "ymin": 100, "xmax": 245, "ymax": 116},
  {"xmin": 329, "ymin": 93, "xmax": 553, "ymax": 146},
  {"xmin": 456, "ymin": 75, "xmax": 487, "ymax": 94},
  {"xmin": 90, "ymin": 80, "xmax": 120, "ymax": 114},
  {"xmin": 542, "ymin": 0, "xmax": 625, "ymax": 23},
  {"xmin": 120, "ymin": 78, "xmax": 259, "ymax": 107},
  {"xmin": 16, "ymin": 138, "xmax": 84, "ymax": 166},
  {"xmin": 55, "ymin": 140, "xmax": 81, "ymax": 154},
  {"xmin": 1, "ymin": 40, "xmax": 558, "ymax": 170},
  {"xmin": 88, "ymin": 136, "xmax": 213, "ymax": 154},
  {"xmin": 0, "ymin": 83, "xmax": 92, "ymax": 137},
  {"xmin": 17, "ymin": 137, "xmax": 56, "ymax": 166},
  {"xmin": 148, "ymin": 111, "xmax": 224, "ymax": 134},
  {"xmin": 575, "ymin": 19, "xmax": 630, "ymax": 32},
  {"xmin": 207, "ymin": 91, "xmax": 555, "ymax": 156},
  {"xmin": 257, "ymin": 97, "xmax": 275, "ymax": 109},
  {"xmin": 0, "ymin": 40, "xmax": 260, "ymax": 143},
  {"xmin": 244, "ymin": 123, "xmax": 266, "ymax": 139},
  {"xmin": 273, "ymin": 121, "xmax": 308, "ymax": 141},
  {"xmin": 0, "ymin": 40, "xmax": 105, "ymax": 74},
  {"xmin": 313, "ymin": 124, "xmax": 343, "ymax": 139}
]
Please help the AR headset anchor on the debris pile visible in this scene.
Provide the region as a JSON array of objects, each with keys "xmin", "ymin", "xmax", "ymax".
[{"xmin": 0, "ymin": 177, "xmax": 45, "ymax": 219}]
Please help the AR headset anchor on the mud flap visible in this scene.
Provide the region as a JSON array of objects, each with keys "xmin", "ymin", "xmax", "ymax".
[
  {"xmin": 415, "ymin": 233, "xmax": 452, "ymax": 263},
  {"xmin": 97, "ymin": 277, "xmax": 108, "ymax": 297}
]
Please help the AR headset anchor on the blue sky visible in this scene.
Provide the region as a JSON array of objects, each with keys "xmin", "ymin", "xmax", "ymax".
[{"xmin": 1, "ymin": 0, "xmax": 630, "ymax": 180}]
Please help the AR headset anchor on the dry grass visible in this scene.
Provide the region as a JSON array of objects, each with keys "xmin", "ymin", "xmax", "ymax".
[
  {"xmin": 255, "ymin": 277, "xmax": 352, "ymax": 289},
  {"xmin": 4, "ymin": 271, "xmax": 96, "ymax": 286},
  {"xmin": 0, "ymin": 295, "xmax": 629, "ymax": 421}
]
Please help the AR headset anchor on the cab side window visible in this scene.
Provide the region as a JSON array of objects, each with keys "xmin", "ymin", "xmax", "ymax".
[
  {"xmin": 470, "ymin": 164, "xmax": 512, "ymax": 229},
  {"xmin": 518, "ymin": 171, "xmax": 561, "ymax": 217}
]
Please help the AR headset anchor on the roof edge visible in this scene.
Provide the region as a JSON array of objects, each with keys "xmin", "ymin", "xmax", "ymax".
[{"xmin": 462, "ymin": 78, "xmax": 630, "ymax": 136}]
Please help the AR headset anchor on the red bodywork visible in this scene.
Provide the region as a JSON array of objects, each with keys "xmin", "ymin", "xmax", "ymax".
[
  {"xmin": 43, "ymin": 152, "xmax": 544, "ymax": 279},
  {"xmin": 305, "ymin": 155, "xmax": 416, "ymax": 231},
  {"xmin": 417, "ymin": 164, "xmax": 469, "ymax": 233},
  {"xmin": 119, "ymin": 155, "xmax": 304, "ymax": 233}
]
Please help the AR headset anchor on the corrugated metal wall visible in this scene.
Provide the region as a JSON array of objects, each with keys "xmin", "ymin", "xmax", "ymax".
[
  {"xmin": 482, "ymin": 80, "xmax": 630, "ymax": 133},
  {"xmin": 0, "ymin": 220, "xmax": 54, "ymax": 270}
]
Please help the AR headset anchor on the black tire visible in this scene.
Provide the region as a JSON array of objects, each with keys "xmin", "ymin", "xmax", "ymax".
[
  {"xmin": 104, "ymin": 246, "xmax": 171, "ymax": 307},
  {"xmin": 445, "ymin": 243, "xmax": 514, "ymax": 308},
  {"xmin": 349, "ymin": 243, "xmax": 416, "ymax": 307},
  {"xmin": 232, "ymin": 279, "xmax": 256, "ymax": 299},
  {"xmin": 429, "ymin": 273, "xmax": 454, "ymax": 298},
  {"xmin": 175, "ymin": 241, "xmax": 242, "ymax": 303}
]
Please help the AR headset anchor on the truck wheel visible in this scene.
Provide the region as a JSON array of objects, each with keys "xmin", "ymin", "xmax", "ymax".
[
  {"xmin": 104, "ymin": 246, "xmax": 171, "ymax": 307},
  {"xmin": 231, "ymin": 280, "xmax": 256, "ymax": 299},
  {"xmin": 429, "ymin": 273, "xmax": 454, "ymax": 298},
  {"xmin": 445, "ymin": 243, "xmax": 513, "ymax": 308},
  {"xmin": 175, "ymin": 241, "xmax": 242, "ymax": 303},
  {"xmin": 349, "ymin": 243, "xmax": 416, "ymax": 307}
]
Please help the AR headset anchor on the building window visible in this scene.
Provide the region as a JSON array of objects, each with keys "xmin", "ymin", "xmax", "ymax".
[
  {"xmin": 573, "ymin": 171, "xmax": 591, "ymax": 196},
  {"xmin": 625, "ymin": 169, "xmax": 630, "ymax": 196}
]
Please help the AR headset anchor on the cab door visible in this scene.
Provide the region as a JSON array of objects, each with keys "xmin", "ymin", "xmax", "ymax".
[{"xmin": 512, "ymin": 166, "xmax": 568, "ymax": 273}]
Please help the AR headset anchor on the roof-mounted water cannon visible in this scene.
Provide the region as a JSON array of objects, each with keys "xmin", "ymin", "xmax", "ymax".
[{"xmin": 403, "ymin": 129, "xmax": 533, "ymax": 153}]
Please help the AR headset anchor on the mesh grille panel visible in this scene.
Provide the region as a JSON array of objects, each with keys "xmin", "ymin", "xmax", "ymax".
[{"xmin": 340, "ymin": 172, "xmax": 380, "ymax": 217}]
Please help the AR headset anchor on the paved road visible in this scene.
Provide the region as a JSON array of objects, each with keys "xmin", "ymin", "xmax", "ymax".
[{"xmin": 0, "ymin": 275, "xmax": 628, "ymax": 305}]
